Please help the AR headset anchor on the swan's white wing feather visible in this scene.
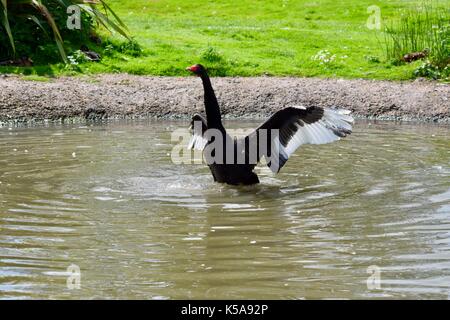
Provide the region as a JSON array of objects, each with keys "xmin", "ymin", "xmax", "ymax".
[
  {"xmin": 187, "ymin": 116, "xmax": 208, "ymax": 151},
  {"xmin": 252, "ymin": 106, "xmax": 353, "ymax": 173},
  {"xmin": 188, "ymin": 133, "xmax": 208, "ymax": 150}
]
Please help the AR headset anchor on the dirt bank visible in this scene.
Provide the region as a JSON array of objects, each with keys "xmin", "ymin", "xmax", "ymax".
[{"xmin": 0, "ymin": 74, "xmax": 449, "ymax": 123}]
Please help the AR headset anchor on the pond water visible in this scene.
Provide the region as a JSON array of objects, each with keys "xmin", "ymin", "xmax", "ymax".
[{"xmin": 0, "ymin": 120, "xmax": 449, "ymax": 299}]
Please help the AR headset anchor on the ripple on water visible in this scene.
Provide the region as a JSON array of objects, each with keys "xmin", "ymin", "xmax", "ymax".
[{"xmin": 0, "ymin": 121, "xmax": 449, "ymax": 299}]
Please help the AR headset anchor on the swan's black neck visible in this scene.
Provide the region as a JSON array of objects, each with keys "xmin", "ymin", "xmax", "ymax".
[{"xmin": 200, "ymin": 73, "xmax": 223, "ymax": 129}]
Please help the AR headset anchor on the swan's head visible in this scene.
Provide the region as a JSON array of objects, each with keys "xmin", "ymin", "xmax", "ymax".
[{"xmin": 186, "ymin": 64, "xmax": 206, "ymax": 76}]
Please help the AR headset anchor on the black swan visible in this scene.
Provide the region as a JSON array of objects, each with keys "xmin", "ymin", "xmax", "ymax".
[{"xmin": 186, "ymin": 64, "xmax": 353, "ymax": 185}]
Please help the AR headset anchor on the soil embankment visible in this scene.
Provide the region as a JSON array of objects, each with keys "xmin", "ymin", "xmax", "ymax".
[{"xmin": 0, "ymin": 74, "xmax": 448, "ymax": 123}]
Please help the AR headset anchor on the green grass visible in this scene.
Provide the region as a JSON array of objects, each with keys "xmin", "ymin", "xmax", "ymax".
[
  {"xmin": 21, "ymin": 75, "xmax": 52, "ymax": 82},
  {"xmin": 1, "ymin": 0, "xmax": 449, "ymax": 80},
  {"xmin": 384, "ymin": 2, "xmax": 449, "ymax": 69}
]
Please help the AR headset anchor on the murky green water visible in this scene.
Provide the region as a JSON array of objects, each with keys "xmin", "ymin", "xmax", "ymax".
[{"xmin": 0, "ymin": 120, "xmax": 449, "ymax": 299}]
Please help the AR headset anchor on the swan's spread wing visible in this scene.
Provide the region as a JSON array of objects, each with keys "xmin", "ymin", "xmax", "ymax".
[
  {"xmin": 187, "ymin": 114, "xmax": 208, "ymax": 150},
  {"xmin": 249, "ymin": 106, "xmax": 353, "ymax": 173}
]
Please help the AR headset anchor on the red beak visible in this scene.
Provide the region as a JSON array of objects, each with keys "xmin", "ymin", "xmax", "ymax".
[{"xmin": 186, "ymin": 65, "xmax": 199, "ymax": 72}]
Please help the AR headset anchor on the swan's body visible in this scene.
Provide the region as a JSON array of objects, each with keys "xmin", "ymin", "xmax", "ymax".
[{"xmin": 186, "ymin": 64, "xmax": 353, "ymax": 185}]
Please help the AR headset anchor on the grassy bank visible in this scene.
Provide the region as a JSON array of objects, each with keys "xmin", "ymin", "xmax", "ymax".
[{"xmin": 1, "ymin": 0, "xmax": 449, "ymax": 80}]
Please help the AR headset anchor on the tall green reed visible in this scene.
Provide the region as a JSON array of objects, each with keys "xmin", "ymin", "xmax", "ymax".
[{"xmin": 383, "ymin": 1, "xmax": 449, "ymax": 69}]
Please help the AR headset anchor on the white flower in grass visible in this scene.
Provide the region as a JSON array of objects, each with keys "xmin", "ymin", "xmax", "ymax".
[{"xmin": 312, "ymin": 50, "xmax": 337, "ymax": 65}]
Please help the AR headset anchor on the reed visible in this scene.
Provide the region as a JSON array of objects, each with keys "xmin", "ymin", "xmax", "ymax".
[
  {"xmin": 0, "ymin": 0, "xmax": 129, "ymax": 62},
  {"xmin": 383, "ymin": 1, "xmax": 449, "ymax": 69}
]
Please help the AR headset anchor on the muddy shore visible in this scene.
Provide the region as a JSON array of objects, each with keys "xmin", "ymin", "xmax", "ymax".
[{"xmin": 0, "ymin": 74, "xmax": 449, "ymax": 124}]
